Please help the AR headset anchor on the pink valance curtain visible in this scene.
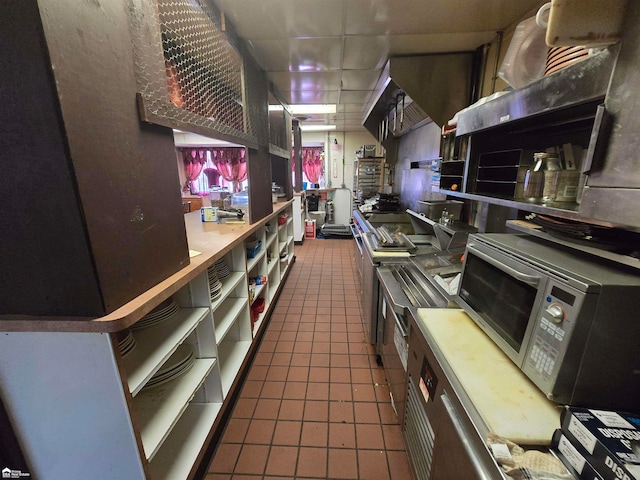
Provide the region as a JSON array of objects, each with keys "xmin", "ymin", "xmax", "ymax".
[
  {"xmin": 211, "ymin": 147, "xmax": 247, "ymax": 193},
  {"xmin": 301, "ymin": 147, "xmax": 324, "ymax": 184},
  {"xmin": 182, "ymin": 149, "xmax": 207, "ymax": 193}
]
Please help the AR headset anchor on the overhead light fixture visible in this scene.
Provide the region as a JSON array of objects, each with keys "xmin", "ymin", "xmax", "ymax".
[
  {"xmin": 268, "ymin": 105, "xmax": 284, "ymax": 111},
  {"xmin": 300, "ymin": 125, "xmax": 337, "ymax": 132},
  {"xmin": 290, "ymin": 104, "xmax": 336, "ymax": 114}
]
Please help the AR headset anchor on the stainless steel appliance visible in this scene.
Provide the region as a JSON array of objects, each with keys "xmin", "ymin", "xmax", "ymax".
[
  {"xmin": 456, "ymin": 233, "xmax": 640, "ymax": 411},
  {"xmin": 376, "ymin": 261, "xmax": 448, "ymax": 423},
  {"xmin": 405, "ymin": 310, "xmax": 503, "ymax": 480}
]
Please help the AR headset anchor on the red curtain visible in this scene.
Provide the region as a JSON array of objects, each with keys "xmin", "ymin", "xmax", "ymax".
[
  {"xmin": 182, "ymin": 149, "xmax": 207, "ymax": 193},
  {"xmin": 211, "ymin": 147, "xmax": 247, "ymax": 193},
  {"xmin": 301, "ymin": 147, "xmax": 324, "ymax": 184}
]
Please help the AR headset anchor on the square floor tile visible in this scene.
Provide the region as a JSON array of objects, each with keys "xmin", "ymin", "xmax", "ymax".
[
  {"xmin": 303, "ymin": 400, "xmax": 329, "ymax": 422},
  {"xmin": 310, "ymin": 352, "xmax": 330, "ymax": 367},
  {"xmin": 232, "ymin": 398, "xmax": 258, "ymax": 419},
  {"xmin": 330, "ymin": 367, "xmax": 351, "ymax": 383},
  {"xmin": 296, "ymin": 447, "xmax": 327, "ymax": 478},
  {"xmin": 244, "ymin": 419, "xmax": 275, "ymax": 445},
  {"xmin": 275, "ymin": 341, "xmax": 295, "ymax": 353},
  {"xmin": 246, "ymin": 365, "xmax": 268, "ymax": 382},
  {"xmin": 287, "ymin": 366, "xmax": 309, "ymax": 382},
  {"xmin": 270, "ymin": 352, "xmax": 292, "ymax": 366},
  {"xmin": 308, "ymin": 366, "xmax": 330, "ymax": 382},
  {"xmin": 378, "ymin": 402, "xmax": 400, "ymax": 425},
  {"xmin": 253, "ymin": 351, "xmax": 273, "ymax": 366},
  {"xmin": 330, "ymin": 343, "xmax": 349, "ymax": 355},
  {"xmin": 283, "ymin": 381, "xmax": 307, "ymax": 399},
  {"xmin": 272, "ymin": 420, "xmax": 302, "ymax": 446},
  {"xmin": 266, "ymin": 366, "xmax": 289, "ymax": 382},
  {"xmin": 265, "ymin": 445, "xmax": 298, "ymax": 476},
  {"xmin": 260, "ymin": 381, "xmax": 285, "ymax": 399},
  {"xmin": 329, "ymin": 383, "xmax": 353, "ymax": 402},
  {"xmin": 354, "ymin": 402, "xmax": 381, "ymax": 424},
  {"xmin": 330, "ymin": 354, "xmax": 350, "ymax": 368},
  {"xmin": 311, "ymin": 342, "xmax": 330, "ymax": 354},
  {"xmin": 293, "ymin": 342, "xmax": 312, "ymax": 354},
  {"xmin": 306, "ymin": 382, "xmax": 329, "ymax": 400},
  {"xmin": 300, "ymin": 421, "xmax": 328, "ymax": 447},
  {"xmin": 382, "ymin": 424, "xmax": 405, "ymax": 450},
  {"xmin": 291, "ymin": 353, "xmax": 311, "ymax": 366},
  {"xmin": 387, "ymin": 450, "xmax": 413, "ymax": 480},
  {"xmin": 240, "ymin": 380, "xmax": 263, "ymax": 398},
  {"xmin": 352, "ymin": 384, "xmax": 377, "ymax": 402},
  {"xmin": 328, "ymin": 448, "xmax": 358, "ymax": 479},
  {"xmin": 329, "ymin": 423, "xmax": 356, "ymax": 449},
  {"xmin": 253, "ymin": 398, "xmax": 281, "ymax": 420},
  {"xmin": 208, "ymin": 443, "xmax": 241, "ymax": 473},
  {"xmin": 278, "ymin": 399, "xmax": 304, "ymax": 421},
  {"xmin": 358, "ymin": 449, "xmax": 390, "ymax": 480},
  {"xmin": 221, "ymin": 418, "xmax": 250, "ymax": 444},
  {"xmin": 233, "ymin": 444, "xmax": 269, "ymax": 475},
  {"xmin": 329, "ymin": 401, "xmax": 354, "ymax": 423},
  {"xmin": 356, "ymin": 423, "xmax": 385, "ymax": 450}
]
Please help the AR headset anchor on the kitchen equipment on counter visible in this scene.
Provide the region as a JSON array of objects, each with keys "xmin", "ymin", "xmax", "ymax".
[
  {"xmin": 456, "ymin": 233, "xmax": 640, "ymax": 411},
  {"xmin": 416, "ymin": 200, "xmax": 463, "ymax": 221},
  {"xmin": 376, "ymin": 259, "xmax": 448, "ymax": 423},
  {"xmin": 404, "ymin": 308, "xmax": 559, "ymax": 480},
  {"xmin": 370, "ymin": 226, "xmax": 417, "ymax": 253},
  {"xmin": 498, "ymin": 15, "xmax": 549, "ymax": 89}
]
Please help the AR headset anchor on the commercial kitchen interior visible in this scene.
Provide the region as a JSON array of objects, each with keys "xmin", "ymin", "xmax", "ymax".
[{"xmin": 2, "ymin": 1, "xmax": 640, "ymax": 480}]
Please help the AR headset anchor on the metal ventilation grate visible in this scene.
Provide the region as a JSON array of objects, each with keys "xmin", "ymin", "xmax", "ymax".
[
  {"xmin": 404, "ymin": 377, "xmax": 435, "ymax": 480},
  {"xmin": 130, "ymin": 0, "xmax": 256, "ymax": 143}
]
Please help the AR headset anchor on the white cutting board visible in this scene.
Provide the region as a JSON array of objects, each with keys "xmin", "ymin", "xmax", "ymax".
[
  {"xmin": 545, "ymin": 0, "xmax": 628, "ymax": 47},
  {"xmin": 417, "ymin": 309, "xmax": 561, "ymax": 445}
]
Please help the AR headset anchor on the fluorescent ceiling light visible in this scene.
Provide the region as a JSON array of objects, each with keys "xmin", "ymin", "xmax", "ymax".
[
  {"xmin": 268, "ymin": 105, "xmax": 284, "ymax": 111},
  {"xmin": 290, "ymin": 104, "xmax": 336, "ymax": 114},
  {"xmin": 300, "ymin": 124, "xmax": 337, "ymax": 132}
]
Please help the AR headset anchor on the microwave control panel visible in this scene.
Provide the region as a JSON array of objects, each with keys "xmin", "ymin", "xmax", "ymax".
[{"xmin": 524, "ymin": 283, "xmax": 585, "ymax": 385}]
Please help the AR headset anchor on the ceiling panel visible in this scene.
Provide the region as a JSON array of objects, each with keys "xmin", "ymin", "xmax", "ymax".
[
  {"xmin": 269, "ymin": 71, "xmax": 342, "ymax": 93},
  {"xmin": 342, "ymin": 36, "xmax": 390, "ymax": 70},
  {"xmin": 339, "ymin": 90, "xmax": 372, "ymax": 104},
  {"xmin": 341, "ymin": 70, "xmax": 382, "ymax": 91},
  {"xmin": 213, "ymin": 0, "xmax": 345, "ymax": 39},
  {"xmin": 285, "ymin": 90, "xmax": 340, "ymax": 104},
  {"xmin": 212, "ymin": 0, "xmax": 546, "ymax": 133},
  {"xmin": 249, "ymin": 37, "xmax": 344, "ymax": 72}
]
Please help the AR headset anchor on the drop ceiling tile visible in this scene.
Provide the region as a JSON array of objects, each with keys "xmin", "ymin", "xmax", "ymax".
[
  {"xmin": 214, "ymin": 0, "xmax": 345, "ymax": 39},
  {"xmin": 269, "ymin": 71, "xmax": 342, "ymax": 93},
  {"xmin": 338, "ymin": 104, "xmax": 368, "ymax": 114},
  {"xmin": 249, "ymin": 37, "xmax": 343, "ymax": 72},
  {"xmin": 340, "ymin": 70, "xmax": 382, "ymax": 91},
  {"xmin": 343, "ymin": 36, "xmax": 389, "ymax": 70},
  {"xmin": 286, "ymin": 90, "xmax": 340, "ymax": 104},
  {"xmin": 339, "ymin": 90, "xmax": 371, "ymax": 104}
]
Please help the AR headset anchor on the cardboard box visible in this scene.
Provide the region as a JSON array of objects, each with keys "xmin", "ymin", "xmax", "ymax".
[
  {"xmin": 552, "ymin": 430, "xmax": 604, "ymax": 480},
  {"xmin": 560, "ymin": 407, "xmax": 640, "ymax": 480}
]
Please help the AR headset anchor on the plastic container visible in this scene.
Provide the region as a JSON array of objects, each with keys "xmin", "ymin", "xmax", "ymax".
[{"xmin": 498, "ymin": 16, "xmax": 548, "ymax": 89}]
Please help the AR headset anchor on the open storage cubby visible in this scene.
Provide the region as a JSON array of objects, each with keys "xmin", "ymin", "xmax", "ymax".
[{"xmin": 0, "ymin": 201, "xmax": 296, "ymax": 480}]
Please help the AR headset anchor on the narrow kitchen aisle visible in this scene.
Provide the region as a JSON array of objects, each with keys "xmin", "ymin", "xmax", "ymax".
[{"xmin": 206, "ymin": 238, "xmax": 413, "ymax": 480}]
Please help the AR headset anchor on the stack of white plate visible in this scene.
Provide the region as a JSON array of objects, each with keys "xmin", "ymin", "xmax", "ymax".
[
  {"xmin": 144, "ymin": 344, "xmax": 195, "ymax": 389},
  {"xmin": 133, "ymin": 297, "xmax": 179, "ymax": 330},
  {"xmin": 214, "ymin": 258, "xmax": 231, "ymax": 279},
  {"xmin": 208, "ymin": 267, "xmax": 223, "ymax": 302},
  {"xmin": 118, "ymin": 329, "xmax": 137, "ymax": 358}
]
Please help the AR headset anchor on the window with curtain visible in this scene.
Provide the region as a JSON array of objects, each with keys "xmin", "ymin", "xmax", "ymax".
[
  {"xmin": 181, "ymin": 147, "xmax": 248, "ymax": 194},
  {"xmin": 292, "ymin": 146, "xmax": 324, "ymax": 186}
]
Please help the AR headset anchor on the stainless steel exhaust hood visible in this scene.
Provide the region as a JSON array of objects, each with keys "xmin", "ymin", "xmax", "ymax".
[{"xmin": 363, "ymin": 54, "xmax": 474, "ymax": 143}]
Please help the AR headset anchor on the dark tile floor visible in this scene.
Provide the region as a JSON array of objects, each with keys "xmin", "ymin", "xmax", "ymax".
[{"xmin": 206, "ymin": 238, "xmax": 412, "ymax": 480}]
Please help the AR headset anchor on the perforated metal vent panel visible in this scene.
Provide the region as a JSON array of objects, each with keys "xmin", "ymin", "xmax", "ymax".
[
  {"xmin": 130, "ymin": 0, "xmax": 257, "ymax": 144},
  {"xmin": 405, "ymin": 377, "xmax": 436, "ymax": 480}
]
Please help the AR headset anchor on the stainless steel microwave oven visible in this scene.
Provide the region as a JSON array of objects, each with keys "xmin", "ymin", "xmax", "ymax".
[{"xmin": 455, "ymin": 233, "xmax": 640, "ymax": 412}]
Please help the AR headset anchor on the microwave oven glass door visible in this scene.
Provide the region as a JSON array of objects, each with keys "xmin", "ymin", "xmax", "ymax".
[{"xmin": 459, "ymin": 253, "xmax": 538, "ymax": 353}]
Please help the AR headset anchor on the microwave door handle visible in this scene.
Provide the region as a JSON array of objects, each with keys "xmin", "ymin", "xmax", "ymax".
[{"xmin": 469, "ymin": 248, "xmax": 540, "ymax": 287}]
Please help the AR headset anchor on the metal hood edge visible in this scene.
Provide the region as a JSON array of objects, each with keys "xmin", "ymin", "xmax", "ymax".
[{"xmin": 363, "ymin": 54, "xmax": 474, "ymax": 143}]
